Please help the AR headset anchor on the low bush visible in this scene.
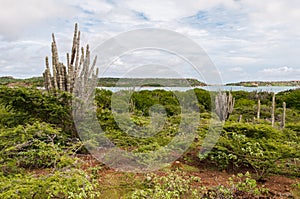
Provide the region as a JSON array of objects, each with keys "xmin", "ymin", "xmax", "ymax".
[
  {"xmin": 203, "ymin": 172, "xmax": 268, "ymax": 198},
  {"xmin": 129, "ymin": 171, "xmax": 269, "ymax": 199},
  {"xmin": 0, "ymin": 168, "xmax": 100, "ymax": 199},
  {"xmin": 129, "ymin": 170, "xmax": 202, "ymax": 199},
  {"xmin": 0, "ymin": 122, "xmax": 75, "ymax": 171},
  {"xmin": 0, "ymin": 86, "xmax": 75, "ymax": 136},
  {"xmin": 200, "ymin": 122, "xmax": 300, "ymax": 177}
]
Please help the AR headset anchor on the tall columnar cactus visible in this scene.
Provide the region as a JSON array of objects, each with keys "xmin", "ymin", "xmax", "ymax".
[
  {"xmin": 43, "ymin": 23, "xmax": 98, "ymax": 94},
  {"xmin": 257, "ymin": 99, "xmax": 261, "ymax": 121},
  {"xmin": 215, "ymin": 92, "xmax": 235, "ymax": 121},
  {"xmin": 271, "ymin": 92, "xmax": 275, "ymax": 127},
  {"xmin": 281, "ymin": 102, "xmax": 286, "ymax": 129}
]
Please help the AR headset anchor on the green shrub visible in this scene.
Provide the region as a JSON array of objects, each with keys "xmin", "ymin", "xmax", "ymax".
[
  {"xmin": 223, "ymin": 122, "xmax": 281, "ymax": 139},
  {"xmin": 204, "ymin": 172, "xmax": 268, "ymax": 198},
  {"xmin": 0, "ymin": 122, "xmax": 74, "ymax": 170},
  {"xmin": 0, "ymin": 168, "xmax": 100, "ymax": 199},
  {"xmin": 95, "ymin": 89, "xmax": 112, "ymax": 109},
  {"xmin": 129, "ymin": 171, "xmax": 202, "ymax": 199},
  {"xmin": 276, "ymin": 89, "xmax": 300, "ymax": 110},
  {"xmin": 200, "ymin": 122, "xmax": 300, "ymax": 177},
  {"xmin": 0, "ymin": 86, "xmax": 75, "ymax": 136},
  {"xmin": 129, "ymin": 171, "xmax": 269, "ymax": 199}
]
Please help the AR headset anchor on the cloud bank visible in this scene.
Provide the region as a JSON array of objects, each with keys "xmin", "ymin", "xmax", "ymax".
[{"xmin": 0, "ymin": 0, "xmax": 299, "ymax": 83}]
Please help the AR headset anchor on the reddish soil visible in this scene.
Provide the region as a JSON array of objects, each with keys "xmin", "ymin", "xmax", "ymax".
[{"xmin": 77, "ymin": 154, "xmax": 299, "ymax": 198}]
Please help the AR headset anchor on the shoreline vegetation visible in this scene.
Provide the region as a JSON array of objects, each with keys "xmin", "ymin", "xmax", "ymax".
[{"xmin": 1, "ymin": 76, "xmax": 300, "ymax": 88}]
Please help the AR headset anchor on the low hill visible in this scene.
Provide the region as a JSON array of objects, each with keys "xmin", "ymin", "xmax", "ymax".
[
  {"xmin": 98, "ymin": 78, "xmax": 207, "ymax": 87},
  {"xmin": 0, "ymin": 76, "xmax": 43, "ymax": 87},
  {"xmin": 0, "ymin": 76, "xmax": 207, "ymax": 87}
]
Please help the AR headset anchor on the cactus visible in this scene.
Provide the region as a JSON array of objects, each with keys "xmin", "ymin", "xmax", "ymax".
[
  {"xmin": 271, "ymin": 92, "xmax": 275, "ymax": 127},
  {"xmin": 257, "ymin": 99, "xmax": 261, "ymax": 120},
  {"xmin": 281, "ymin": 102, "xmax": 286, "ymax": 129},
  {"xmin": 238, "ymin": 115, "xmax": 242, "ymax": 122},
  {"xmin": 215, "ymin": 92, "xmax": 235, "ymax": 121},
  {"xmin": 43, "ymin": 23, "xmax": 98, "ymax": 95}
]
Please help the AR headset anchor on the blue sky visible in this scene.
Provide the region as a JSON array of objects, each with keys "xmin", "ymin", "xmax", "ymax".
[{"xmin": 0, "ymin": 0, "xmax": 299, "ymax": 83}]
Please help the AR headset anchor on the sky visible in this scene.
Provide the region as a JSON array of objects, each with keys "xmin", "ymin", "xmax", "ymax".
[{"xmin": 0, "ymin": 0, "xmax": 300, "ymax": 83}]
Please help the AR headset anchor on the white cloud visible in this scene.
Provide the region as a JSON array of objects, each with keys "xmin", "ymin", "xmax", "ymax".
[
  {"xmin": 0, "ymin": 39, "xmax": 48, "ymax": 77},
  {"xmin": 0, "ymin": 0, "xmax": 300, "ymax": 82},
  {"xmin": 70, "ymin": 0, "xmax": 113, "ymax": 14},
  {"xmin": 262, "ymin": 66, "xmax": 299, "ymax": 74},
  {"xmin": 229, "ymin": 67, "xmax": 243, "ymax": 72},
  {"xmin": 257, "ymin": 66, "xmax": 300, "ymax": 81},
  {"xmin": 0, "ymin": 0, "xmax": 76, "ymax": 40},
  {"xmin": 124, "ymin": 0, "xmax": 238, "ymax": 21},
  {"xmin": 100, "ymin": 49, "xmax": 201, "ymax": 79}
]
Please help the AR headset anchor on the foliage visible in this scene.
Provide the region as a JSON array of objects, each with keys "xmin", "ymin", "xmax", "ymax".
[
  {"xmin": 95, "ymin": 88, "xmax": 211, "ymax": 116},
  {"xmin": 0, "ymin": 104, "xmax": 28, "ymax": 128},
  {"xmin": 193, "ymin": 89, "xmax": 212, "ymax": 111},
  {"xmin": 228, "ymin": 172, "xmax": 268, "ymax": 195},
  {"xmin": 203, "ymin": 172, "xmax": 268, "ymax": 199},
  {"xmin": 95, "ymin": 89, "xmax": 113, "ymax": 109},
  {"xmin": 130, "ymin": 90, "xmax": 181, "ymax": 116},
  {"xmin": 0, "ymin": 122, "xmax": 74, "ymax": 170},
  {"xmin": 0, "ymin": 85, "xmax": 299, "ymax": 198},
  {"xmin": 0, "ymin": 106, "xmax": 98, "ymax": 198},
  {"xmin": 0, "ymin": 168, "xmax": 100, "ymax": 199},
  {"xmin": 200, "ymin": 122, "xmax": 300, "ymax": 177},
  {"xmin": 291, "ymin": 182, "xmax": 300, "ymax": 198},
  {"xmin": 0, "ymin": 86, "xmax": 75, "ymax": 135},
  {"xmin": 129, "ymin": 170, "xmax": 202, "ymax": 199},
  {"xmin": 95, "ymin": 88, "xmax": 300, "ymax": 178},
  {"xmin": 276, "ymin": 89, "xmax": 300, "ymax": 110},
  {"xmin": 129, "ymin": 171, "xmax": 269, "ymax": 199},
  {"xmin": 286, "ymin": 122, "xmax": 300, "ymax": 134}
]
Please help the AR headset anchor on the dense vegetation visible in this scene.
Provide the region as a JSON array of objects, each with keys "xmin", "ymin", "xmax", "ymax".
[{"xmin": 0, "ymin": 85, "xmax": 299, "ymax": 198}]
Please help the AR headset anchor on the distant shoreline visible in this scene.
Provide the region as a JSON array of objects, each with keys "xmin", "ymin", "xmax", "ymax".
[
  {"xmin": 226, "ymin": 80, "xmax": 300, "ymax": 87},
  {"xmin": 1, "ymin": 76, "xmax": 300, "ymax": 87}
]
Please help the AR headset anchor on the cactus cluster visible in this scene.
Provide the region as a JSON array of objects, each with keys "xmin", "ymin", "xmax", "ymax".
[
  {"xmin": 43, "ymin": 23, "xmax": 98, "ymax": 94},
  {"xmin": 215, "ymin": 92, "xmax": 235, "ymax": 121}
]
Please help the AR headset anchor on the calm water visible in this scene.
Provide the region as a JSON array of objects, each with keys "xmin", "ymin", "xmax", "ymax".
[{"xmin": 98, "ymin": 86, "xmax": 298, "ymax": 94}]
